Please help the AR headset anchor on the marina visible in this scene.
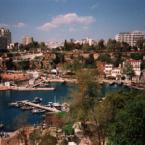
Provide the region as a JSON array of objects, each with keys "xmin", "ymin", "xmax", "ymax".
[{"xmin": 0, "ymin": 83, "xmax": 130, "ymax": 131}]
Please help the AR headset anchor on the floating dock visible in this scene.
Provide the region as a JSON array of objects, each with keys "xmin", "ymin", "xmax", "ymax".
[{"xmin": 20, "ymin": 100, "xmax": 61, "ymax": 113}]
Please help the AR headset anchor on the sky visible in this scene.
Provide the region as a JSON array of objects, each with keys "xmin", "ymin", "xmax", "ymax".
[{"xmin": 0, "ymin": 0, "xmax": 145, "ymax": 42}]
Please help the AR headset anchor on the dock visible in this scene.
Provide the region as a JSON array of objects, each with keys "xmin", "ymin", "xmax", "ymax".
[
  {"xmin": 20, "ymin": 100, "xmax": 61, "ymax": 113},
  {"xmin": 11, "ymin": 87, "xmax": 55, "ymax": 91}
]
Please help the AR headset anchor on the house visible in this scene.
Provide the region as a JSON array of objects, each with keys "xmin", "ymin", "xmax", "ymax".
[
  {"xmin": 123, "ymin": 59, "xmax": 142, "ymax": 81},
  {"xmin": 104, "ymin": 64, "xmax": 113, "ymax": 77},
  {"xmin": 104, "ymin": 64, "xmax": 122, "ymax": 80},
  {"xmin": 111, "ymin": 68, "xmax": 122, "ymax": 79}
]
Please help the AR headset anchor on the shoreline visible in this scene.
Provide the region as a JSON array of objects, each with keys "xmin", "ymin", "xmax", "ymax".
[{"xmin": 0, "ymin": 86, "xmax": 55, "ymax": 91}]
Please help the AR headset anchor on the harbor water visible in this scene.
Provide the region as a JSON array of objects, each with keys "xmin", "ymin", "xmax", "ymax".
[{"xmin": 0, "ymin": 83, "xmax": 130, "ymax": 131}]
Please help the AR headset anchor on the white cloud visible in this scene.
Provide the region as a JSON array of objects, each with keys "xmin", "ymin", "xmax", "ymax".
[
  {"xmin": 14, "ymin": 22, "xmax": 26, "ymax": 28},
  {"xmin": 37, "ymin": 13, "xmax": 95, "ymax": 31},
  {"xmin": 0, "ymin": 23, "xmax": 9, "ymax": 27}
]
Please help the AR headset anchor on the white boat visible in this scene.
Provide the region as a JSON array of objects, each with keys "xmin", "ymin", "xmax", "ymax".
[{"xmin": 32, "ymin": 109, "xmax": 45, "ymax": 113}]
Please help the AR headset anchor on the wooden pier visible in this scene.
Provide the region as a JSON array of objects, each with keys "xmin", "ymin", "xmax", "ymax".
[{"xmin": 20, "ymin": 100, "xmax": 61, "ymax": 113}]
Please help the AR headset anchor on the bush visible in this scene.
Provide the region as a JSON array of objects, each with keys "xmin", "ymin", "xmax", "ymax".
[{"xmin": 63, "ymin": 123, "xmax": 74, "ymax": 135}]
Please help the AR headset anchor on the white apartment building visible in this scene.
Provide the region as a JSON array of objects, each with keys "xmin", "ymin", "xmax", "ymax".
[
  {"xmin": 115, "ymin": 31, "xmax": 144, "ymax": 47},
  {"xmin": 0, "ymin": 27, "xmax": 11, "ymax": 49},
  {"xmin": 22, "ymin": 36, "xmax": 34, "ymax": 45}
]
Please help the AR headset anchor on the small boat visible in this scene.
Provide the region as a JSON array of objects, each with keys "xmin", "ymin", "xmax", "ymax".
[
  {"xmin": 9, "ymin": 102, "xmax": 19, "ymax": 107},
  {"xmin": 32, "ymin": 109, "xmax": 45, "ymax": 113},
  {"xmin": 45, "ymin": 102, "xmax": 53, "ymax": 107},
  {"xmin": 21, "ymin": 105, "xmax": 32, "ymax": 110},
  {"xmin": 0, "ymin": 124, "xmax": 4, "ymax": 129},
  {"xmin": 32, "ymin": 97, "xmax": 43, "ymax": 104},
  {"xmin": 53, "ymin": 102, "xmax": 61, "ymax": 110}
]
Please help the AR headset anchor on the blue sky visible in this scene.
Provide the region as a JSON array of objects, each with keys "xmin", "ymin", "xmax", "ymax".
[{"xmin": 0, "ymin": 0, "xmax": 145, "ymax": 42}]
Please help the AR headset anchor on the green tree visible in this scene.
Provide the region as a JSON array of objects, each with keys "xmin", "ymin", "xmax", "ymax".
[
  {"xmin": 98, "ymin": 53, "xmax": 112, "ymax": 63},
  {"xmin": 98, "ymin": 39, "xmax": 105, "ymax": 50},
  {"xmin": 107, "ymin": 99, "xmax": 145, "ymax": 145},
  {"xmin": 107, "ymin": 39, "xmax": 121, "ymax": 51},
  {"xmin": 123, "ymin": 62, "xmax": 134, "ymax": 79},
  {"xmin": 130, "ymin": 53, "xmax": 143, "ymax": 60},
  {"xmin": 84, "ymin": 53, "xmax": 96, "ymax": 68}
]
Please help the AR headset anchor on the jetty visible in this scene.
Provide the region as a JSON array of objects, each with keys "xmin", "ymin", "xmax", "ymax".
[
  {"xmin": 0, "ymin": 86, "xmax": 55, "ymax": 91},
  {"xmin": 20, "ymin": 100, "xmax": 61, "ymax": 113},
  {"xmin": 11, "ymin": 87, "xmax": 55, "ymax": 91}
]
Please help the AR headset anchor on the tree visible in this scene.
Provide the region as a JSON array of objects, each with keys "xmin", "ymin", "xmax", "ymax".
[
  {"xmin": 67, "ymin": 69, "xmax": 109, "ymax": 145},
  {"xmin": 112, "ymin": 52, "xmax": 123, "ymax": 67},
  {"xmin": 107, "ymin": 39, "xmax": 121, "ymax": 51},
  {"xmin": 84, "ymin": 53, "xmax": 96, "ymax": 68},
  {"xmin": 136, "ymin": 39, "xmax": 144, "ymax": 49},
  {"xmin": 98, "ymin": 53, "xmax": 112, "ymax": 63},
  {"xmin": 123, "ymin": 62, "xmax": 134, "ymax": 79},
  {"xmin": 68, "ymin": 69, "xmax": 100, "ymax": 121},
  {"xmin": 98, "ymin": 39, "xmax": 105, "ymax": 50},
  {"xmin": 130, "ymin": 53, "xmax": 143, "ymax": 60},
  {"xmin": 107, "ymin": 97, "xmax": 145, "ymax": 145}
]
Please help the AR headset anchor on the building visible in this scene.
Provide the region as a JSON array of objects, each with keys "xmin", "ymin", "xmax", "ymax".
[
  {"xmin": 0, "ymin": 36, "xmax": 7, "ymax": 49},
  {"xmin": 104, "ymin": 64, "xmax": 113, "ymax": 77},
  {"xmin": 104, "ymin": 64, "xmax": 122, "ymax": 79},
  {"xmin": 115, "ymin": 31, "xmax": 144, "ymax": 47},
  {"xmin": 126, "ymin": 59, "xmax": 142, "ymax": 76},
  {"xmin": 75, "ymin": 38, "xmax": 97, "ymax": 46},
  {"xmin": 0, "ymin": 27, "xmax": 11, "ymax": 49},
  {"xmin": 22, "ymin": 36, "xmax": 33, "ymax": 45}
]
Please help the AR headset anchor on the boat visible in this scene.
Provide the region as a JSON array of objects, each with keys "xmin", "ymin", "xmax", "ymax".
[
  {"xmin": 45, "ymin": 102, "xmax": 53, "ymax": 107},
  {"xmin": 53, "ymin": 102, "xmax": 62, "ymax": 110},
  {"xmin": 32, "ymin": 109, "xmax": 45, "ymax": 113},
  {"xmin": 9, "ymin": 102, "xmax": 19, "ymax": 107},
  {"xmin": 21, "ymin": 105, "xmax": 33, "ymax": 110},
  {"xmin": 32, "ymin": 97, "xmax": 43, "ymax": 104},
  {"xmin": 0, "ymin": 124, "xmax": 4, "ymax": 129}
]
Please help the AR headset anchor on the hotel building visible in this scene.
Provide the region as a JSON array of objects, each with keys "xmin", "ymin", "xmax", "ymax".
[{"xmin": 115, "ymin": 31, "xmax": 144, "ymax": 47}]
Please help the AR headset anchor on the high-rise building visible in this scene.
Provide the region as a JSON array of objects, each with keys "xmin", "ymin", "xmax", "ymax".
[
  {"xmin": 115, "ymin": 31, "xmax": 144, "ymax": 47},
  {"xmin": 0, "ymin": 37, "xmax": 7, "ymax": 49},
  {"xmin": 22, "ymin": 36, "xmax": 33, "ymax": 45},
  {"xmin": 0, "ymin": 27, "xmax": 11, "ymax": 49}
]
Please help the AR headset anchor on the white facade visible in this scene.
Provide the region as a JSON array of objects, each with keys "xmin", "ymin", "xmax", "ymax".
[
  {"xmin": 127, "ymin": 59, "xmax": 142, "ymax": 76},
  {"xmin": 104, "ymin": 64, "xmax": 122, "ymax": 79},
  {"xmin": 115, "ymin": 31, "xmax": 144, "ymax": 46},
  {"xmin": 22, "ymin": 36, "xmax": 33, "ymax": 45},
  {"xmin": 74, "ymin": 37, "xmax": 96, "ymax": 46},
  {"xmin": 104, "ymin": 64, "xmax": 113, "ymax": 77},
  {"xmin": 111, "ymin": 68, "xmax": 121, "ymax": 78}
]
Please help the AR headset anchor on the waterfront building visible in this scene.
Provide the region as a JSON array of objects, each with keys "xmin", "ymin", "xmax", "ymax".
[
  {"xmin": 126, "ymin": 59, "xmax": 142, "ymax": 76},
  {"xmin": 22, "ymin": 36, "xmax": 34, "ymax": 45},
  {"xmin": 104, "ymin": 63, "xmax": 122, "ymax": 79},
  {"xmin": 115, "ymin": 31, "xmax": 144, "ymax": 47},
  {"xmin": 0, "ymin": 27, "xmax": 11, "ymax": 49},
  {"xmin": 104, "ymin": 64, "xmax": 113, "ymax": 77}
]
